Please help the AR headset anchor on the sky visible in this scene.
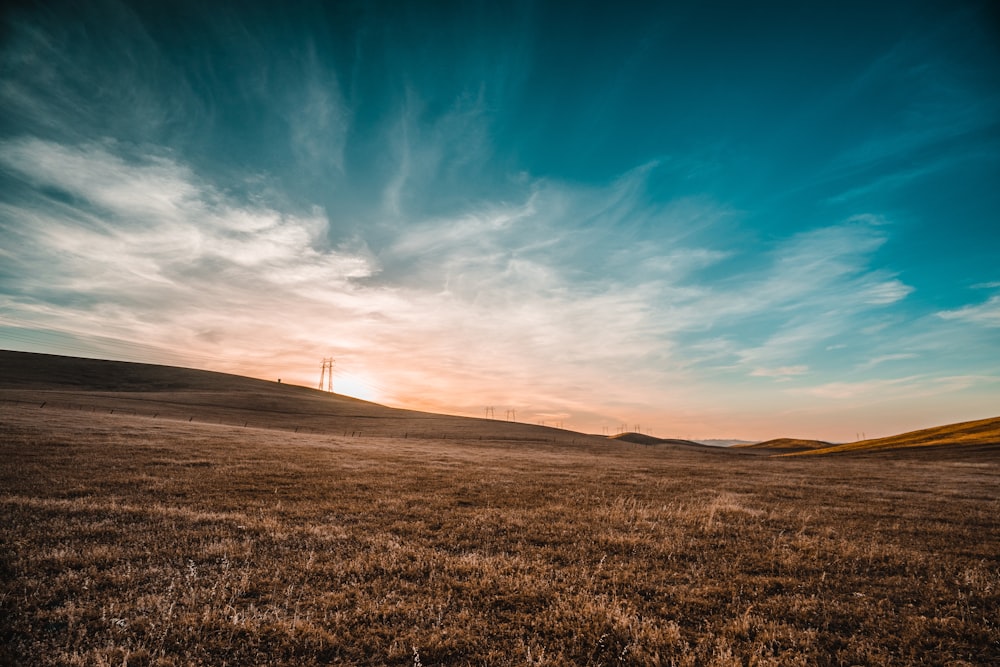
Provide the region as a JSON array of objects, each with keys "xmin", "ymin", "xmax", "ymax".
[{"xmin": 1, "ymin": 1, "xmax": 998, "ymax": 442}]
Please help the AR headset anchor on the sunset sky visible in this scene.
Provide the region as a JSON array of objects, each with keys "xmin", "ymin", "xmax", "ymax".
[{"xmin": 1, "ymin": 1, "xmax": 998, "ymax": 441}]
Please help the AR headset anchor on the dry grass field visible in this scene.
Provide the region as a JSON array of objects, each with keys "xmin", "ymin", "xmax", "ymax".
[{"xmin": 1, "ymin": 352, "xmax": 999, "ymax": 665}]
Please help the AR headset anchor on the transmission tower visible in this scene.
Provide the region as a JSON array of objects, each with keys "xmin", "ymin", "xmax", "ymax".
[{"xmin": 318, "ymin": 358, "xmax": 335, "ymax": 392}]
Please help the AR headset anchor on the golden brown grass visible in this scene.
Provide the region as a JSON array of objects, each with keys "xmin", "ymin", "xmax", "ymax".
[
  {"xmin": 1, "ymin": 351, "xmax": 998, "ymax": 664},
  {"xmin": 785, "ymin": 416, "xmax": 1000, "ymax": 456},
  {"xmin": 2, "ymin": 402, "xmax": 998, "ymax": 666}
]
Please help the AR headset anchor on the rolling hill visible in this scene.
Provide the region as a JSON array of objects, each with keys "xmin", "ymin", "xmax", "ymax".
[
  {"xmin": 782, "ymin": 416, "xmax": 1000, "ymax": 456},
  {"xmin": 3, "ymin": 350, "xmax": 997, "ymax": 458},
  {"xmin": 609, "ymin": 432, "xmax": 705, "ymax": 447},
  {"xmin": 0, "ymin": 350, "xmax": 601, "ymax": 444},
  {"xmin": 735, "ymin": 438, "xmax": 833, "ymax": 451}
]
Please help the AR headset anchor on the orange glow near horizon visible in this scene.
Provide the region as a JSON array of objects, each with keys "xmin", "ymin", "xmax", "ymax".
[
  {"xmin": 155, "ymin": 349, "xmax": 1000, "ymax": 444},
  {"xmin": 3, "ymin": 333, "xmax": 997, "ymax": 444},
  {"xmin": 327, "ymin": 371, "xmax": 384, "ymax": 403}
]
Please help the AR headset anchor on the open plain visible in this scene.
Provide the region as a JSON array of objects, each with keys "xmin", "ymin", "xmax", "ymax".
[{"xmin": 1, "ymin": 352, "xmax": 999, "ymax": 665}]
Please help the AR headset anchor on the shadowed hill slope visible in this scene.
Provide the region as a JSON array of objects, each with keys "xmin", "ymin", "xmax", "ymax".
[
  {"xmin": 0, "ymin": 350, "xmax": 600, "ymax": 444},
  {"xmin": 783, "ymin": 416, "xmax": 1000, "ymax": 456},
  {"xmin": 609, "ymin": 432, "xmax": 704, "ymax": 447}
]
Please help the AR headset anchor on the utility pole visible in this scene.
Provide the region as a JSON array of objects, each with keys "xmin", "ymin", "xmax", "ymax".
[{"xmin": 319, "ymin": 358, "xmax": 334, "ymax": 392}]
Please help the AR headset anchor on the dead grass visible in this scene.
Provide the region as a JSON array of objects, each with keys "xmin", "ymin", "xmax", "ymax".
[
  {"xmin": 2, "ymin": 404, "xmax": 999, "ymax": 665},
  {"xmin": 786, "ymin": 416, "xmax": 1000, "ymax": 456}
]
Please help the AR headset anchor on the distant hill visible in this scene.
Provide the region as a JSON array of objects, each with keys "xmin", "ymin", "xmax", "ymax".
[
  {"xmin": 736, "ymin": 438, "xmax": 833, "ymax": 451},
  {"xmin": 783, "ymin": 416, "xmax": 1000, "ymax": 456},
  {"xmin": 609, "ymin": 432, "xmax": 703, "ymax": 447},
  {"xmin": 698, "ymin": 439, "xmax": 755, "ymax": 448}
]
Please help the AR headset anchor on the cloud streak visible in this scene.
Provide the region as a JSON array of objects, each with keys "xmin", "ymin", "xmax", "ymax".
[{"xmin": 937, "ymin": 296, "xmax": 1000, "ymax": 328}]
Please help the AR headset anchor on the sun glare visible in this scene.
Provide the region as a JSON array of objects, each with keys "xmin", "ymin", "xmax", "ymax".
[{"xmin": 331, "ymin": 371, "xmax": 383, "ymax": 403}]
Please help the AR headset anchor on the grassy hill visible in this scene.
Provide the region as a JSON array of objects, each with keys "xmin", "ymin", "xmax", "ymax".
[
  {"xmin": 736, "ymin": 438, "xmax": 833, "ymax": 451},
  {"xmin": 0, "ymin": 350, "xmax": 599, "ymax": 445},
  {"xmin": 784, "ymin": 416, "xmax": 1000, "ymax": 456},
  {"xmin": 609, "ymin": 432, "xmax": 706, "ymax": 447}
]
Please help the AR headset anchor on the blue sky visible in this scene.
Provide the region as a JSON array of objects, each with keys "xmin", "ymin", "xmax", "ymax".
[{"xmin": 1, "ymin": 1, "xmax": 998, "ymax": 440}]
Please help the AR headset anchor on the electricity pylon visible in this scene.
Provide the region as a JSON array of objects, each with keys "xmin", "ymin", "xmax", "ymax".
[{"xmin": 318, "ymin": 358, "xmax": 335, "ymax": 392}]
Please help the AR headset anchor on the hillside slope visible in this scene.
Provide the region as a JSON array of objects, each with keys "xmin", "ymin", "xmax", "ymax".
[
  {"xmin": 784, "ymin": 416, "xmax": 1000, "ymax": 456},
  {"xmin": 0, "ymin": 350, "xmax": 599, "ymax": 444},
  {"xmin": 736, "ymin": 438, "xmax": 833, "ymax": 451},
  {"xmin": 609, "ymin": 432, "xmax": 705, "ymax": 447}
]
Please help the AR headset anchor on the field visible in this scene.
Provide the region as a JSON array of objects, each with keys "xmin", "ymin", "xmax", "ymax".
[{"xmin": 1, "ymin": 353, "xmax": 999, "ymax": 665}]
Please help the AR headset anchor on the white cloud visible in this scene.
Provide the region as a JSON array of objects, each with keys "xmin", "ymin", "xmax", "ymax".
[
  {"xmin": 862, "ymin": 279, "xmax": 913, "ymax": 305},
  {"xmin": 937, "ymin": 296, "xmax": 1000, "ymax": 327},
  {"xmin": 0, "ymin": 138, "xmax": 372, "ymax": 281},
  {"xmin": 0, "ymin": 138, "xmax": 198, "ymax": 221}
]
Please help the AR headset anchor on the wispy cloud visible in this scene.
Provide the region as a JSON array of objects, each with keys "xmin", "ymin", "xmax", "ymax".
[
  {"xmin": 857, "ymin": 353, "xmax": 918, "ymax": 371},
  {"xmin": 750, "ymin": 365, "xmax": 809, "ymax": 379},
  {"xmin": 800, "ymin": 376, "xmax": 919, "ymax": 400},
  {"xmin": 937, "ymin": 296, "xmax": 1000, "ymax": 328},
  {"xmin": 285, "ymin": 41, "xmax": 350, "ymax": 173},
  {"xmin": 799, "ymin": 374, "xmax": 997, "ymax": 401},
  {"xmin": 827, "ymin": 25, "xmax": 1000, "ymax": 178},
  {"xmin": 0, "ymin": 4, "xmax": 201, "ymax": 146}
]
